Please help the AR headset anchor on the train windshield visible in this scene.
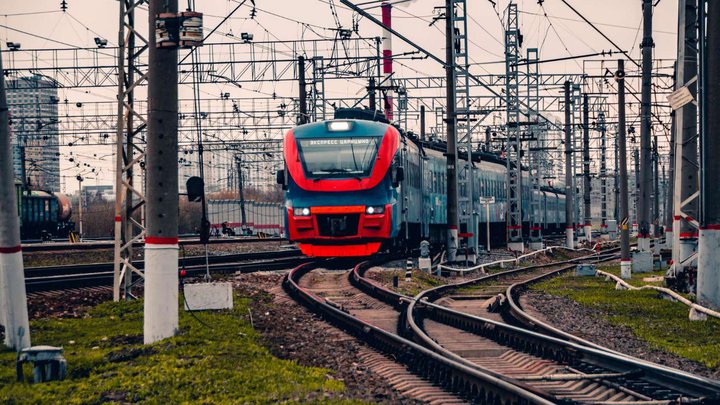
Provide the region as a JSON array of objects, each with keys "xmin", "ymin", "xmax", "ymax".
[{"xmin": 297, "ymin": 137, "xmax": 381, "ymax": 179}]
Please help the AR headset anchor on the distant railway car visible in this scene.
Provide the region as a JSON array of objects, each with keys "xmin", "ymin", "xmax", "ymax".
[
  {"xmin": 14, "ymin": 181, "xmax": 74, "ymax": 240},
  {"xmin": 278, "ymin": 108, "xmax": 566, "ymax": 257},
  {"xmin": 208, "ymin": 199, "xmax": 285, "ymax": 236}
]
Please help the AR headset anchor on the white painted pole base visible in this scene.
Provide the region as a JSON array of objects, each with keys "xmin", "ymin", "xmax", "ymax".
[
  {"xmin": 638, "ymin": 237, "xmax": 651, "ymax": 252},
  {"xmin": 584, "ymin": 225, "xmax": 592, "ymax": 242},
  {"xmin": 620, "ymin": 259, "xmax": 632, "ymax": 279},
  {"xmin": 528, "ymin": 241, "xmax": 543, "ymax": 251},
  {"xmin": 0, "ymin": 250, "xmax": 31, "ymax": 350},
  {"xmin": 697, "ymin": 228, "xmax": 720, "ymax": 310},
  {"xmin": 671, "ymin": 219, "xmax": 681, "ymax": 270},
  {"xmin": 565, "ymin": 228, "xmax": 574, "ymax": 249},
  {"xmin": 447, "ymin": 228, "xmax": 458, "ymax": 263},
  {"xmin": 508, "ymin": 241, "xmax": 525, "ymax": 253},
  {"xmin": 112, "ymin": 218, "xmax": 122, "ymax": 302},
  {"xmin": 144, "ymin": 243, "xmax": 179, "ymax": 344},
  {"xmin": 675, "ymin": 238, "xmax": 698, "ymax": 272}
]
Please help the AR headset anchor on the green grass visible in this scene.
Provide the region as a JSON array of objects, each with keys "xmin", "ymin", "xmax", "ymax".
[
  {"xmin": 1, "ymin": 297, "xmax": 346, "ymax": 404},
  {"xmin": 533, "ymin": 268, "xmax": 720, "ymax": 368},
  {"xmin": 373, "ymin": 269, "xmax": 444, "ymax": 296},
  {"xmin": 597, "ymin": 264, "xmax": 666, "ymax": 286}
]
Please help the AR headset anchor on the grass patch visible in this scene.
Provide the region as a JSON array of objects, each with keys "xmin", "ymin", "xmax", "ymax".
[
  {"xmin": 533, "ymin": 272, "xmax": 720, "ymax": 368},
  {"xmin": 1, "ymin": 297, "xmax": 345, "ymax": 403},
  {"xmin": 373, "ymin": 269, "xmax": 444, "ymax": 296},
  {"xmin": 597, "ymin": 264, "xmax": 666, "ymax": 286}
]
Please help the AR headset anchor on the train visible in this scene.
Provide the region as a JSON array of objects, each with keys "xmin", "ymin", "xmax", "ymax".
[
  {"xmin": 14, "ymin": 180, "xmax": 74, "ymax": 241},
  {"xmin": 278, "ymin": 108, "xmax": 566, "ymax": 257}
]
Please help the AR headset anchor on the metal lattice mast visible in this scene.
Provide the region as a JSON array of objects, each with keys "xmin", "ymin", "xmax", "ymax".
[
  {"xmin": 582, "ymin": 94, "xmax": 592, "ymax": 242},
  {"xmin": 571, "ymin": 84, "xmax": 582, "ymax": 239},
  {"xmin": 444, "ymin": 0, "xmax": 459, "ymax": 262},
  {"xmin": 599, "ymin": 108, "xmax": 609, "ymax": 238},
  {"xmin": 505, "ymin": 2, "xmax": 523, "ymax": 252},
  {"xmin": 452, "ymin": 0, "xmax": 476, "ymax": 259},
  {"xmin": 113, "ymin": 0, "xmax": 148, "ymax": 301},
  {"xmin": 310, "ymin": 57, "xmax": 326, "ymax": 121},
  {"xmin": 526, "ymin": 48, "xmax": 542, "ymax": 250},
  {"xmin": 564, "ymin": 81, "xmax": 575, "ymax": 249},
  {"xmin": 671, "ymin": 0, "xmax": 699, "ymax": 285}
]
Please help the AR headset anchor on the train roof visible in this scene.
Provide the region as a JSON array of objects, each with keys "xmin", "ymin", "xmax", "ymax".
[
  {"xmin": 292, "ymin": 116, "xmax": 393, "ymax": 139},
  {"xmin": 322, "ymin": 108, "xmax": 565, "ymax": 195}
]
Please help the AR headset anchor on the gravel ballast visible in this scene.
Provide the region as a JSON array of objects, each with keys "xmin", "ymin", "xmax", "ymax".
[{"xmin": 523, "ymin": 291, "xmax": 720, "ymax": 380}]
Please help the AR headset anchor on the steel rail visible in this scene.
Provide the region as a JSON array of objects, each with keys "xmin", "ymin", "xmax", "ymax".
[
  {"xmin": 397, "ymin": 250, "xmax": 720, "ymax": 401},
  {"xmin": 503, "ymin": 263, "xmax": 720, "ymax": 400},
  {"xmin": 21, "ymin": 237, "xmax": 282, "ymax": 252},
  {"xmin": 25, "ymin": 249, "xmax": 302, "ymax": 292},
  {"xmin": 285, "ymin": 260, "xmax": 554, "ymax": 405},
  {"xmin": 350, "ymin": 253, "xmax": 621, "ymax": 403}
]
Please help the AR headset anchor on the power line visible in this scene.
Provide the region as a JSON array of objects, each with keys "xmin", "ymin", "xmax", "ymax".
[{"xmin": 559, "ymin": 0, "xmax": 641, "ymax": 67}]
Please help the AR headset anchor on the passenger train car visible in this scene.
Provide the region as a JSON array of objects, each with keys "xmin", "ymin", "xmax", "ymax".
[{"xmin": 278, "ymin": 109, "xmax": 566, "ymax": 257}]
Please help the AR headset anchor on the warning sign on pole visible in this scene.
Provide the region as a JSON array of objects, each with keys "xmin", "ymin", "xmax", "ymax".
[{"xmin": 667, "ymin": 86, "xmax": 695, "ymax": 110}]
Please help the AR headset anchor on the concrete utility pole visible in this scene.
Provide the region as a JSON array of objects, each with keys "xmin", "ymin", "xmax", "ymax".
[
  {"xmin": 653, "ymin": 138, "xmax": 660, "ymax": 238},
  {"xmin": 665, "ymin": 107, "xmax": 675, "ymax": 249},
  {"xmin": 582, "ymin": 94, "xmax": 592, "ymax": 242},
  {"xmin": 0, "ymin": 50, "xmax": 31, "ymax": 350},
  {"xmin": 444, "ymin": 0, "xmax": 458, "ymax": 262},
  {"xmin": 635, "ymin": 148, "xmax": 640, "ymax": 232},
  {"xmin": 77, "ymin": 176, "xmax": 84, "ymax": 241},
  {"xmin": 698, "ymin": 0, "xmax": 720, "ymax": 308},
  {"xmin": 637, "ymin": 0, "xmax": 654, "ymax": 266},
  {"xmin": 236, "ymin": 156, "xmax": 247, "ymax": 233},
  {"xmin": 564, "ymin": 81, "xmax": 575, "ymax": 249},
  {"xmin": 671, "ymin": 0, "xmax": 698, "ymax": 281},
  {"xmin": 617, "ymin": 59, "xmax": 632, "ymax": 278},
  {"xmin": 614, "ymin": 131, "xmax": 620, "ymax": 222},
  {"xmin": 144, "ymin": 0, "xmax": 179, "ymax": 344},
  {"xmin": 298, "ymin": 56, "xmax": 308, "ymax": 125},
  {"xmin": 381, "ymin": 2, "xmax": 394, "ymax": 121}
]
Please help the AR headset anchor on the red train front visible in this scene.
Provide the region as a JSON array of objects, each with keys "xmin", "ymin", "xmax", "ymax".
[{"xmin": 277, "ymin": 115, "xmax": 404, "ymax": 257}]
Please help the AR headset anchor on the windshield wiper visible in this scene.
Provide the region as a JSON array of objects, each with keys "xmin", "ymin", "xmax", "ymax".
[{"xmin": 312, "ymin": 168, "xmax": 363, "ymax": 181}]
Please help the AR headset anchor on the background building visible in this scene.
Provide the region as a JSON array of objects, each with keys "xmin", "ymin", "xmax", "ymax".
[{"xmin": 7, "ymin": 75, "xmax": 60, "ymax": 192}]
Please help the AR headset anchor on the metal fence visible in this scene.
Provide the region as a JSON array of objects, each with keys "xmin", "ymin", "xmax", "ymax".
[{"xmin": 208, "ymin": 200, "xmax": 285, "ymax": 237}]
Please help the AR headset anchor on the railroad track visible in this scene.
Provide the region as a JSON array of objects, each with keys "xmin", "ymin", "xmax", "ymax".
[
  {"xmin": 21, "ymin": 237, "xmax": 282, "ymax": 252},
  {"xmin": 286, "ymin": 250, "xmax": 720, "ymax": 404},
  {"xmin": 285, "ymin": 259, "xmax": 556, "ymax": 404},
  {"xmin": 393, "ymin": 251, "xmax": 720, "ymax": 404},
  {"xmin": 25, "ymin": 249, "xmax": 302, "ymax": 292}
]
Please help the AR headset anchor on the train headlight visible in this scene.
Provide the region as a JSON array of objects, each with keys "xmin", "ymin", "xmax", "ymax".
[
  {"xmin": 365, "ymin": 205, "xmax": 385, "ymax": 215},
  {"xmin": 293, "ymin": 207, "xmax": 311, "ymax": 216},
  {"xmin": 327, "ymin": 121, "xmax": 353, "ymax": 132}
]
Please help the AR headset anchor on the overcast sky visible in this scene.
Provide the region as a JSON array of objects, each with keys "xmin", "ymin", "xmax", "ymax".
[{"xmin": 1, "ymin": 0, "xmax": 680, "ymax": 190}]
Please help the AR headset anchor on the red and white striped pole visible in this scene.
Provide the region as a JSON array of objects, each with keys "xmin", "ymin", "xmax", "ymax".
[
  {"xmin": 144, "ymin": 0, "xmax": 180, "ymax": 344},
  {"xmin": 381, "ymin": 2, "xmax": 393, "ymax": 121},
  {"xmin": 0, "ymin": 50, "xmax": 31, "ymax": 351}
]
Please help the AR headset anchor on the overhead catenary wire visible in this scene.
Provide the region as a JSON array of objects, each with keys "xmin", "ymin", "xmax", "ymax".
[{"xmin": 559, "ymin": 0, "xmax": 641, "ymax": 67}]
